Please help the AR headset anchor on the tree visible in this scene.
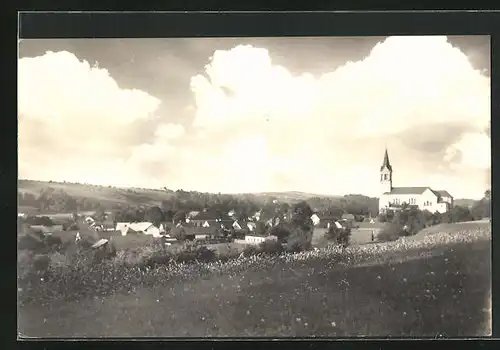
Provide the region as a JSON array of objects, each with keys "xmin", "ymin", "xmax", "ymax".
[
  {"xmin": 269, "ymin": 224, "xmax": 292, "ymax": 243},
  {"xmin": 471, "ymin": 191, "xmax": 491, "ymax": 220},
  {"xmin": 171, "ymin": 226, "xmax": 187, "ymax": 240},
  {"xmin": 443, "ymin": 206, "xmax": 474, "ymax": 223},
  {"xmin": 291, "ymin": 201, "xmax": 314, "ymax": 228},
  {"xmin": 173, "ymin": 210, "xmax": 187, "ymax": 224},
  {"xmin": 145, "ymin": 206, "xmax": 164, "ymax": 226},
  {"xmin": 484, "ymin": 189, "xmax": 491, "ymax": 201},
  {"xmin": 93, "ymin": 207, "xmax": 107, "ymax": 221}
]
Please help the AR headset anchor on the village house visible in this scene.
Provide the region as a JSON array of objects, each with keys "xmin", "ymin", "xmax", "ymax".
[
  {"xmin": 187, "ymin": 211, "xmax": 200, "ymax": 219},
  {"xmin": 246, "ymin": 222, "xmax": 257, "ymax": 232},
  {"xmin": 378, "ymin": 149, "xmax": 454, "ymax": 214},
  {"xmin": 90, "ymin": 217, "xmax": 115, "ymax": 232},
  {"xmin": 188, "ymin": 211, "xmax": 233, "ymax": 230},
  {"xmin": 243, "ymin": 233, "xmax": 278, "ymax": 245},
  {"xmin": 311, "ymin": 213, "xmax": 321, "ymax": 226},
  {"xmin": 184, "ymin": 226, "xmax": 220, "ymax": 240},
  {"xmin": 115, "ymin": 222, "xmax": 164, "ymax": 237}
]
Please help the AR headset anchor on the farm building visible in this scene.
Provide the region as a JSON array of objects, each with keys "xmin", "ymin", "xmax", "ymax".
[
  {"xmin": 232, "ymin": 220, "xmax": 247, "ymax": 231},
  {"xmin": 246, "ymin": 222, "xmax": 257, "ymax": 232},
  {"xmin": 115, "ymin": 222, "xmax": 164, "ymax": 237},
  {"xmin": 318, "ymin": 216, "xmax": 338, "ymax": 229},
  {"xmin": 90, "ymin": 217, "xmax": 115, "ymax": 232},
  {"xmin": 245, "ymin": 234, "xmax": 277, "ymax": 245},
  {"xmin": 379, "ymin": 148, "xmax": 453, "ymax": 214},
  {"xmin": 189, "ymin": 211, "xmax": 233, "ymax": 230}
]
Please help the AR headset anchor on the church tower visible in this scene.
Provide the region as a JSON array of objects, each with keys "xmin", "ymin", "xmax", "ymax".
[{"xmin": 380, "ymin": 148, "xmax": 393, "ymax": 195}]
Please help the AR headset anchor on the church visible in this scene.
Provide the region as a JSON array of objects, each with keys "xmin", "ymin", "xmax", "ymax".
[{"xmin": 378, "ymin": 149, "xmax": 453, "ymax": 214}]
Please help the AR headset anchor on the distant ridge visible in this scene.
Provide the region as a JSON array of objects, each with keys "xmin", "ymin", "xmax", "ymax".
[{"xmin": 17, "ymin": 180, "xmax": 347, "ymax": 208}]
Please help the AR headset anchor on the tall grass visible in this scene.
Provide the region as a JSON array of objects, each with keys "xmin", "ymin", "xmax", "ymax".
[{"xmin": 18, "ymin": 225, "xmax": 489, "ymax": 307}]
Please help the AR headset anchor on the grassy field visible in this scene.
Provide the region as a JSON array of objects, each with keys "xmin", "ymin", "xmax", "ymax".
[
  {"xmin": 18, "ymin": 221, "xmax": 491, "ymax": 338},
  {"xmin": 19, "ymin": 180, "xmax": 171, "ymax": 208},
  {"xmin": 312, "ymin": 225, "xmax": 381, "ymax": 247},
  {"xmin": 18, "ymin": 180, "xmax": 341, "ymax": 211}
]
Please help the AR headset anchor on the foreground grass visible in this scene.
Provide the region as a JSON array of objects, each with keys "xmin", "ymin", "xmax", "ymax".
[{"xmin": 18, "ymin": 225, "xmax": 491, "ymax": 337}]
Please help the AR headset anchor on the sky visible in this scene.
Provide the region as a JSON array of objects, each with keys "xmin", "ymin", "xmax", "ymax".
[{"xmin": 18, "ymin": 36, "xmax": 491, "ymax": 199}]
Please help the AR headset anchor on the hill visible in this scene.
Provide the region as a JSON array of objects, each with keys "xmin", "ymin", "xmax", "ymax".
[
  {"xmin": 454, "ymin": 198, "xmax": 478, "ymax": 208},
  {"xmin": 17, "ymin": 179, "xmax": 377, "ymax": 215}
]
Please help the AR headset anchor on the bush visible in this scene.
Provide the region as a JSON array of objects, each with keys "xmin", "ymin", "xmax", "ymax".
[
  {"xmin": 243, "ymin": 244, "xmax": 259, "ymax": 256},
  {"xmin": 324, "ymin": 225, "xmax": 351, "ymax": 247},
  {"xmin": 269, "ymin": 224, "xmax": 292, "ymax": 243},
  {"xmin": 377, "ymin": 222, "xmax": 403, "ymax": 242},
  {"xmin": 441, "ymin": 206, "xmax": 474, "ymax": 223},
  {"xmin": 176, "ymin": 245, "xmax": 216, "ymax": 263},
  {"xmin": 285, "ymin": 225, "xmax": 313, "ymax": 252},
  {"xmin": 258, "ymin": 239, "xmax": 284, "ymax": 255},
  {"xmin": 393, "ymin": 208, "xmax": 426, "ymax": 236}
]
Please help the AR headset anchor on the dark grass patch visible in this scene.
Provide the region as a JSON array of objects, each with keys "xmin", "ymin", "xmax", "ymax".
[{"xmin": 18, "ymin": 236, "xmax": 490, "ymax": 337}]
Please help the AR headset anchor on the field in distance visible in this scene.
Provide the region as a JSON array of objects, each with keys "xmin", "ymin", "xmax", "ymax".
[{"xmin": 18, "ymin": 179, "xmax": 343, "ymax": 213}]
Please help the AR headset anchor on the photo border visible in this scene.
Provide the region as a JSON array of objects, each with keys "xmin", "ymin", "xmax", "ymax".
[{"xmin": 12, "ymin": 9, "xmax": 500, "ymax": 350}]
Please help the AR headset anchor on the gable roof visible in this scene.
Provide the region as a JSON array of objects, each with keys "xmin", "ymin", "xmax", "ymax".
[
  {"xmin": 436, "ymin": 190, "xmax": 453, "ymax": 198},
  {"xmin": 318, "ymin": 215, "xmax": 337, "ymax": 221},
  {"xmin": 187, "ymin": 211, "xmax": 200, "ymax": 218},
  {"xmin": 191, "ymin": 211, "xmax": 232, "ymax": 221},
  {"xmin": 184, "ymin": 226, "xmax": 218, "ymax": 235},
  {"xmin": 384, "ymin": 187, "xmax": 432, "ymax": 195},
  {"xmin": 129, "ymin": 222, "xmax": 154, "ymax": 232}
]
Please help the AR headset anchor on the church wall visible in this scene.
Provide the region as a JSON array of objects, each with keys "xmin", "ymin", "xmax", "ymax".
[
  {"xmin": 379, "ymin": 190, "xmax": 450, "ymax": 214},
  {"xmin": 440, "ymin": 196, "xmax": 453, "ymax": 207},
  {"xmin": 435, "ymin": 202, "xmax": 449, "ymax": 214},
  {"xmin": 418, "ymin": 189, "xmax": 438, "ymax": 211}
]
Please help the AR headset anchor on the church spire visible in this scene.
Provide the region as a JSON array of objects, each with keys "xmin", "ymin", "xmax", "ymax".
[{"xmin": 381, "ymin": 148, "xmax": 392, "ymax": 172}]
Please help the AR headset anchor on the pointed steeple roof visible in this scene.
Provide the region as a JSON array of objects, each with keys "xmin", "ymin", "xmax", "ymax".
[{"xmin": 380, "ymin": 148, "xmax": 392, "ymax": 171}]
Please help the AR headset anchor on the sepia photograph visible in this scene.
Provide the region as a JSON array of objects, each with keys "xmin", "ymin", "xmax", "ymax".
[{"xmin": 17, "ymin": 35, "xmax": 491, "ymax": 337}]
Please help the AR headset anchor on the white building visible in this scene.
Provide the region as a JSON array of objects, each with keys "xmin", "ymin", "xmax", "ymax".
[
  {"xmin": 378, "ymin": 149, "xmax": 453, "ymax": 214},
  {"xmin": 245, "ymin": 235, "xmax": 277, "ymax": 245},
  {"xmin": 115, "ymin": 222, "xmax": 163, "ymax": 237},
  {"xmin": 310, "ymin": 214, "xmax": 321, "ymax": 226}
]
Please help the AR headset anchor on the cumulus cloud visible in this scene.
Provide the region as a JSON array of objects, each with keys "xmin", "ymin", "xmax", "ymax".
[
  {"xmin": 18, "ymin": 51, "xmax": 183, "ymax": 187},
  {"xmin": 190, "ymin": 36, "xmax": 490, "ymax": 198},
  {"xmin": 18, "ymin": 37, "xmax": 490, "ymax": 199}
]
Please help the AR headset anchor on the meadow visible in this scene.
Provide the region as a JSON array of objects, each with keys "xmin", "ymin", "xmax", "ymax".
[{"xmin": 17, "ymin": 221, "xmax": 491, "ymax": 338}]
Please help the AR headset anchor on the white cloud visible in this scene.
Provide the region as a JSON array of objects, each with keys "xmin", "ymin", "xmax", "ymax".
[
  {"xmin": 18, "ymin": 37, "xmax": 491, "ymax": 199},
  {"xmin": 154, "ymin": 123, "xmax": 185, "ymax": 140},
  {"xmin": 190, "ymin": 36, "xmax": 490, "ymax": 197},
  {"xmin": 18, "ymin": 50, "xmax": 182, "ymax": 187}
]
